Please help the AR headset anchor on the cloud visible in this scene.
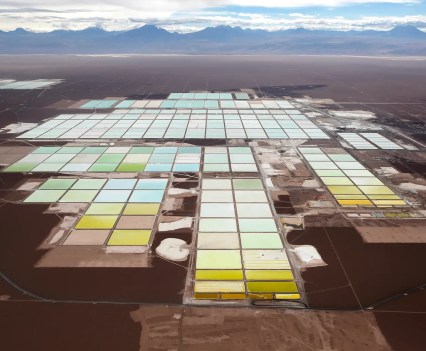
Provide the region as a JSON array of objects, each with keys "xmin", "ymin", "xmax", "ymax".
[
  {"xmin": 0, "ymin": 0, "xmax": 421, "ymax": 12},
  {"xmin": 288, "ymin": 13, "xmax": 317, "ymax": 19},
  {"xmin": 160, "ymin": 14, "xmax": 426, "ymax": 32},
  {"xmin": 0, "ymin": 0, "xmax": 424, "ymax": 32}
]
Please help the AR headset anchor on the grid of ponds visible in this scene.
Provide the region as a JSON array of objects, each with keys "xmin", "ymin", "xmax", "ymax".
[
  {"xmin": 338, "ymin": 132, "xmax": 404, "ymax": 150},
  {"xmin": 0, "ymin": 79, "xmax": 61, "ymax": 90},
  {"xmin": 194, "ymin": 178, "xmax": 299, "ymax": 301},
  {"xmin": 360, "ymin": 133, "xmax": 404, "ymax": 150},
  {"xmin": 17, "ymin": 110, "xmax": 328, "ymax": 140},
  {"xmin": 3, "ymin": 146, "xmax": 258, "ymax": 173},
  {"xmin": 79, "ymin": 98, "xmax": 294, "ymax": 110},
  {"xmin": 80, "ymin": 100, "xmax": 118, "ymax": 109},
  {"xmin": 299, "ymin": 147, "xmax": 406, "ymax": 207},
  {"xmin": 24, "ymin": 178, "xmax": 168, "ymax": 246},
  {"xmin": 2, "ymin": 85, "xmax": 417, "ymax": 306},
  {"xmin": 113, "ymin": 99, "xmax": 294, "ymax": 110},
  {"xmin": 167, "ymin": 92, "xmax": 250, "ymax": 100}
]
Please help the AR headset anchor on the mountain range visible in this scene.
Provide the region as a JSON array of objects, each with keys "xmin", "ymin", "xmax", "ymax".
[{"xmin": 0, "ymin": 25, "xmax": 425, "ymax": 55}]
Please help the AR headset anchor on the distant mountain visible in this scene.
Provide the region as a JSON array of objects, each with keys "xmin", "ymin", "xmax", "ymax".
[
  {"xmin": 388, "ymin": 25, "xmax": 426, "ymax": 38},
  {"xmin": 0, "ymin": 25, "xmax": 425, "ymax": 55},
  {"xmin": 188, "ymin": 25, "xmax": 257, "ymax": 41},
  {"xmin": 9, "ymin": 28, "xmax": 30, "ymax": 35},
  {"xmin": 119, "ymin": 25, "xmax": 175, "ymax": 39}
]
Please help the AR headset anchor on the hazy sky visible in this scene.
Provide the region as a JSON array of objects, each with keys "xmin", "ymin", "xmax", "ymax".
[{"xmin": 0, "ymin": 0, "xmax": 425, "ymax": 32}]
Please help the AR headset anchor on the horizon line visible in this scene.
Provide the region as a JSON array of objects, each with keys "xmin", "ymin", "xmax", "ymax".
[{"xmin": 2, "ymin": 24, "xmax": 425, "ymax": 35}]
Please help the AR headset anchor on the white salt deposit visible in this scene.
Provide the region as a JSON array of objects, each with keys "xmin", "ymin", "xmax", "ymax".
[
  {"xmin": 329, "ymin": 110, "xmax": 376, "ymax": 119},
  {"xmin": 158, "ymin": 217, "xmax": 193, "ymax": 231},
  {"xmin": 0, "ymin": 123, "xmax": 38, "ymax": 134},
  {"xmin": 398, "ymin": 183, "xmax": 426, "ymax": 192},
  {"xmin": 293, "ymin": 245, "xmax": 326, "ymax": 267},
  {"xmin": 375, "ymin": 167, "xmax": 399, "ymax": 176},
  {"xmin": 156, "ymin": 238, "xmax": 189, "ymax": 262}
]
